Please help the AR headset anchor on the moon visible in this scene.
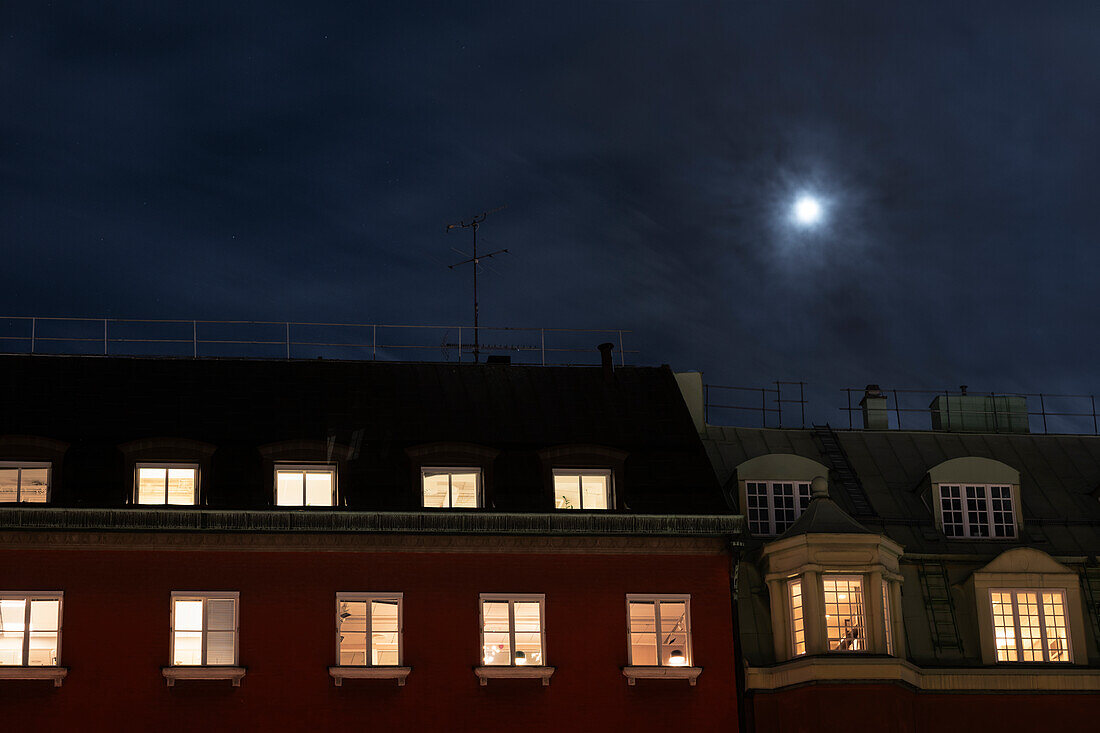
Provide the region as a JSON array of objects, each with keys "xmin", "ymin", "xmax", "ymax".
[{"xmin": 792, "ymin": 195, "xmax": 823, "ymax": 226}]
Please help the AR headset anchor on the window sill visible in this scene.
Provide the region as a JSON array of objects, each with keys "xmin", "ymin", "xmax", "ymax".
[
  {"xmin": 622, "ymin": 665, "xmax": 702, "ymax": 686},
  {"xmin": 329, "ymin": 665, "xmax": 411, "ymax": 686},
  {"xmin": 475, "ymin": 665, "xmax": 556, "ymax": 686},
  {"xmin": 0, "ymin": 666, "xmax": 69, "ymax": 687},
  {"xmin": 161, "ymin": 666, "xmax": 246, "ymax": 687}
]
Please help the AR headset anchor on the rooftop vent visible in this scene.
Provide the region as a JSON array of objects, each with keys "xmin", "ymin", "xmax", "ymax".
[
  {"xmin": 929, "ymin": 389, "xmax": 1029, "ymax": 433},
  {"xmin": 860, "ymin": 384, "xmax": 889, "ymax": 430}
]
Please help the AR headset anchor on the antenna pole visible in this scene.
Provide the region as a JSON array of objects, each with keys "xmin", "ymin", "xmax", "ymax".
[
  {"xmin": 472, "ymin": 219, "xmax": 479, "ymax": 362},
  {"xmin": 446, "ymin": 206, "xmax": 508, "ymax": 364}
]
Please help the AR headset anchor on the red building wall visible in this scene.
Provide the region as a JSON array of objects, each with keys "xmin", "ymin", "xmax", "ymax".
[{"xmin": 2, "ymin": 546, "xmax": 737, "ymax": 731}]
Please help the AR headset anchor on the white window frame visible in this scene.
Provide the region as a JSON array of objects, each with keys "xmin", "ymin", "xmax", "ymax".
[
  {"xmin": 788, "ymin": 579, "xmax": 806, "ymax": 657},
  {"xmin": 937, "ymin": 483, "xmax": 1016, "ymax": 538},
  {"xmin": 822, "ymin": 574, "xmax": 866, "ymax": 652},
  {"xmin": 135, "ymin": 462, "xmax": 200, "ymax": 505},
  {"xmin": 551, "ymin": 468, "xmax": 613, "ymax": 510},
  {"xmin": 0, "ymin": 461, "xmax": 52, "ymax": 503},
  {"xmin": 335, "ymin": 593, "xmax": 404, "ymax": 666},
  {"xmin": 883, "ymin": 580, "xmax": 894, "ymax": 656},
  {"xmin": 169, "ymin": 592, "xmax": 239, "ymax": 667},
  {"xmin": 625, "ymin": 594, "xmax": 693, "ymax": 667},
  {"xmin": 744, "ymin": 480, "xmax": 812, "ymax": 536},
  {"xmin": 274, "ymin": 463, "xmax": 337, "ymax": 507},
  {"xmin": 479, "ymin": 594, "xmax": 546, "ymax": 667},
  {"xmin": 989, "ymin": 588, "xmax": 1072, "ymax": 663},
  {"xmin": 421, "ymin": 467, "xmax": 483, "ymax": 509},
  {"xmin": 0, "ymin": 592, "xmax": 63, "ymax": 666}
]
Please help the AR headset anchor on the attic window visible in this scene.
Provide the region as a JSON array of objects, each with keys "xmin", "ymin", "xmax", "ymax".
[
  {"xmin": 275, "ymin": 465, "xmax": 336, "ymax": 507},
  {"xmin": 422, "ymin": 468, "xmax": 481, "ymax": 509},
  {"xmin": 745, "ymin": 481, "xmax": 811, "ymax": 535},
  {"xmin": 938, "ymin": 484, "xmax": 1016, "ymax": 538},
  {"xmin": 0, "ymin": 462, "xmax": 50, "ymax": 503},
  {"xmin": 553, "ymin": 469, "xmax": 611, "ymax": 510},
  {"xmin": 990, "ymin": 589, "xmax": 1070, "ymax": 662},
  {"xmin": 136, "ymin": 464, "xmax": 198, "ymax": 505}
]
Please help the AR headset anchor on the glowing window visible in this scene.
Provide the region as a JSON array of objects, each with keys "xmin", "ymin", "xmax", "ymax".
[
  {"xmin": 136, "ymin": 464, "xmax": 198, "ymax": 505},
  {"xmin": 275, "ymin": 465, "xmax": 336, "ymax": 507},
  {"xmin": 336, "ymin": 594, "xmax": 402, "ymax": 666},
  {"xmin": 938, "ymin": 484, "xmax": 1015, "ymax": 538},
  {"xmin": 422, "ymin": 468, "xmax": 481, "ymax": 509},
  {"xmin": 0, "ymin": 593, "xmax": 62, "ymax": 666},
  {"xmin": 745, "ymin": 481, "xmax": 812, "ymax": 535},
  {"xmin": 170, "ymin": 593, "xmax": 238, "ymax": 666},
  {"xmin": 823, "ymin": 576, "xmax": 865, "ymax": 651},
  {"xmin": 552, "ymin": 469, "xmax": 611, "ymax": 510},
  {"xmin": 883, "ymin": 581, "xmax": 894, "ymax": 655},
  {"xmin": 990, "ymin": 589, "xmax": 1070, "ymax": 663},
  {"xmin": 480, "ymin": 595, "xmax": 545, "ymax": 667},
  {"xmin": 788, "ymin": 579, "xmax": 806, "ymax": 656},
  {"xmin": 627, "ymin": 595, "xmax": 692, "ymax": 667},
  {"xmin": 0, "ymin": 462, "xmax": 51, "ymax": 503}
]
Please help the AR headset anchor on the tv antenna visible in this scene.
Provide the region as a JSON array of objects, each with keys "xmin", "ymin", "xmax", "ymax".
[{"xmin": 446, "ymin": 205, "xmax": 508, "ymax": 363}]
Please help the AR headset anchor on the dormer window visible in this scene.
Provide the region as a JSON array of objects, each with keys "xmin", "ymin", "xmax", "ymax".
[
  {"xmin": 552, "ymin": 469, "xmax": 611, "ymax": 510},
  {"xmin": 275, "ymin": 465, "xmax": 336, "ymax": 507},
  {"xmin": 990, "ymin": 589, "xmax": 1070, "ymax": 662},
  {"xmin": 938, "ymin": 484, "xmax": 1015, "ymax": 538},
  {"xmin": 746, "ymin": 481, "xmax": 811, "ymax": 535},
  {"xmin": 0, "ymin": 462, "xmax": 51, "ymax": 503},
  {"xmin": 136, "ymin": 464, "xmax": 199, "ymax": 505},
  {"xmin": 421, "ymin": 468, "xmax": 481, "ymax": 509}
]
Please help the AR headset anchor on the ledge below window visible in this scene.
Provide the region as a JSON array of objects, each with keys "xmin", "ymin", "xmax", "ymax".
[
  {"xmin": 475, "ymin": 666, "xmax": 555, "ymax": 686},
  {"xmin": 329, "ymin": 666, "xmax": 412, "ymax": 686},
  {"xmin": 622, "ymin": 666, "xmax": 702, "ymax": 686},
  {"xmin": 162, "ymin": 666, "xmax": 246, "ymax": 687},
  {"xmin": 0, "ymin": 667, "xmax": 69, "ymax": 687}
]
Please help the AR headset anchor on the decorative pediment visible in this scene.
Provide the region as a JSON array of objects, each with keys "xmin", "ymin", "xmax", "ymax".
[
  {"xmin": 736, "ymin": 453, "xmax": 829, "ymax": 480},
  {"xmin": 928, "ymin": 456, "xmax": 1019, "ymax": 486},
  {"xmin": 975, "ymin": 547, "xmax": 1072, "ymax": 576}
]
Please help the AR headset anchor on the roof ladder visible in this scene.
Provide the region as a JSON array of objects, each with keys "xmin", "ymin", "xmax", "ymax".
[
  {"xmin": 811, "ymin": 424, "xmax": 875, "ymax": 518},
  {"xmin": 916, "ymin": 560, "xmax": 963, "ymax": 656},
  {"xmin": 1082, "ymin": 567, "xmax": 1100, "ymax": 642}
]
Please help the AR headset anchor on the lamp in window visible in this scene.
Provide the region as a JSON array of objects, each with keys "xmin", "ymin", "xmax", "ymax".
[
  {"xmin": 514, "ymin": 650, "xmax": 526, "ymax": 665},
  {"xmin": 668, "ymin": 650, "xmax": 686, "ymax": 666}
]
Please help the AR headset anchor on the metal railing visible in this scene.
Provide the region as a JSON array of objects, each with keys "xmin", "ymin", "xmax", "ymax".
[
  {"xmin": 704, "ymin": 381, "xmax": 807, "ymax": 428},
  {"xmin": 0, "ymin": 316, "xmax": 635, "ymax": 366}
]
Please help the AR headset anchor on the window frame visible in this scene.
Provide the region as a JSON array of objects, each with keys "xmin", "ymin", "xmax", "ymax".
[
  {"xmin": 989, "ymin": 587, "xmax": 1072, "ymax": 663},
  {"xmin": 0, "ymin": 591, "xmax": 63, "ymax": 666},
  {"xmin": 134, "ymin": 462, "xmax": 201, "ymax": 506},
  {"xmin": 274, "ymin": 463, "xmax": 338, "ymax": 507},
  {"xmin": 335, "ymin": 592, "xmax": 404, "ymax": 667},
  {"xmin": 169, "ymin": 592, "xmax": 240, "ymax": 667},
  {"xmin": 937, "ymin": 483, "xmax": 1017, "ymax": 538},
  {"xmin": 0, "ymin": 461, "xmax": 52, "ymax": 503},
  {"xmin": 787, "ymin": 579, "xmax": 806, "ymax": 657},
  {"xmin": 822, "ymin": 574, "xmax": 867, "ymax": 652},
  {"xmin": 551, "ymin": 468, "xmax": 613, "ymax": 510},
  {"xmin": 479, "ymin": 593, "xmax": 547, "ymax": 667},
  {"xmin": 421, "ymin": 467, "xmax": 483, "ymax": 509},
  {"xmin": 744, "ymin": 479, "xmax": 812, "ymax": 536},
  {"xmin": 625, "ymin": 593, "xmax": 693, "ymax": 667}
]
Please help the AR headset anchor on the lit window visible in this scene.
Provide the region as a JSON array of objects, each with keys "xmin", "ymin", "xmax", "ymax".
[
  {"xmin": 0, "ymin": 593, "xmax": 62, "ymax": 666},
  {"xmin": 788, "ymin": 579, "xmax": 806, "ymax": 656},
  {"xmin": 553, "ymin": 469, "xmax": 611, "ymax": 510},
  {"xmin": 422, "ymin": 468, "xmax": 481, "ymax": 508},
  {"xmin": 336, "ymin": 594, "xmax": 402, "ymax": 666},
  {"xmin": 990, "ymin": 589, "xmax": 1070, "ymax": 663},
  {"xmin": 136, "ymin": 464, "xmax": 198, "ymax": 505},
  {"xmin": 0, "ymin": 462, "xmax": 51, "ymax": 503},
  {"xmin": 170, "ymin": 593, "xmax": 238, "ymax": 666},
  {"xmin": 823, "ymin": 576, "xmax": 864, "ymax": 651},
  {"xmin": 938, "ymin": 484, "xmax": 1016, "ymax": 538},
  {"xmin": 627, "ymin": 595, "xmax": 692, "ymax": 666},
  {"xmin": 275, "ymin": 465, "xmax": 336, "ymax": 507},
  {"xmin": 480, "ymin": 595, "xmax": 545, "ymax": 666},
  {"xmin": 745, "ymin": 481, "xmax": 811, "ymax": 535},
  {"xmin": 883, "ymin": 582, "xmax": 894, "ymax": 656}
]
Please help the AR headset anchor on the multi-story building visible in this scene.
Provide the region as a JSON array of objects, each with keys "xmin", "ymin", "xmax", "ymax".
[
  {"xmin": 0, "ymin": 352, "xmax": 741, "ymax": 730},
  {"xmin": 683, "ymin": 379, "xmax": 1100, "ymax": 732}
]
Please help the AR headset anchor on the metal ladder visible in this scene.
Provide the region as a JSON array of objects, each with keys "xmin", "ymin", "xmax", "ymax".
[
  {"xmin": 916, "ymin": 560, "xmax": 963, "ymax": 655},
  {"xmin": 812, "ymin": 424, "xmax": 875, "ymax": 518}
]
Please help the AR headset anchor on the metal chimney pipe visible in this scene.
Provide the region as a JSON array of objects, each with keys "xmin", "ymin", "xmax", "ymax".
[{"xmin": 598, "ymin": 342, "xmax": 615, "ymax": 378}]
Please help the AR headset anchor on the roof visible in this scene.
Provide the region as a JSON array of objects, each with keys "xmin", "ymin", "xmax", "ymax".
[{"xmin": 778, "ymin": 494, "xmax": 873, "ymax": 538}]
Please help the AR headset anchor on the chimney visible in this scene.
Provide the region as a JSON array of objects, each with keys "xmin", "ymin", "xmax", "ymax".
[
  {"xmin": 598, "ymin": 342, "xmax": 615, "ymax": 379},
  {"xmin": 860, "ymin": 384, "xmax": 889, "ymax": 430}
]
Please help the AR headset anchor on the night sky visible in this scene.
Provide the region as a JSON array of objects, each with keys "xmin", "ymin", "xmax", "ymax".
[{"xmin": 3, "ymin": 3, "xmax": 1099, "ymax": 425}]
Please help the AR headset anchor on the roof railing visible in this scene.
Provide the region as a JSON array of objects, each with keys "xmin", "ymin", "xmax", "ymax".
[{"xmin": 704, "ymin": 381, "xmax": 807, "ymax": 428}]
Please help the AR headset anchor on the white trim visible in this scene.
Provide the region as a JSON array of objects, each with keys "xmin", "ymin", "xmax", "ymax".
[
  {"xmin": 475, "ymin": 665, "xmax": 555, "ymax": 685},
  {"xmin": 0, "ymin": 461, "xmax": 52, "ymax": 503},
  {"xmin": 551, "ymin": 468, "xmax": 613, "ymax": 510},
  {"xmin": 936, "ymin": 483, "xmax": 1016, "ymax": 539},
  {"xmin": 744, "ymin": 479, "xmax": 812, "ymax": 536},
  {"xmin": 0, "ymin": 591, "xmax": 63, "ymax": 667},
  {"xmin": 421, "ymin": 467, "xmax": 483, "ymax": 509},
  {"xmin": 135, "ymin": 462, "xmax": 200, "ymax": 506},
  {"xmin": 625, "ymin": 594, "xmax": 693, "ymax": 667},
  {"xmin": 0, "ymin": 667, "xmax": 68, "ymax": 686},
  {"xmin": 989, "ymin": 587, "xmax": 1072, "ymax": 663},
  {"xmin": 161, "ymin": 666, "xmax": 246, "ymax": 687},
  {"xmin": 787, "ymin": 578, "xmax": 805, "ymax": 657},
  {"xmin": 335, "ymin": 592, "xmax": 403, "ymax": 666},
  {"xmin": 274, "ymin": 463, "xmax": 337, "ymax": 507},
  {"xmin": 169, "ymin": 591, "xmax": 239, "ymax": 667},
  {"xmin": 329, "ymin": 665, "xmax": 411, "ymax": 686},
  {"xmin": 479, "ymin": 593, "xmax": 546, "ymax": 667},
  {"xmin": 622, "ymin": 666, "xmax": 702, "ymax": 685}
]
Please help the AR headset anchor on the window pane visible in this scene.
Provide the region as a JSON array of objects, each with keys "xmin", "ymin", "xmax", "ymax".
[
  {"xmin": 207, "ymin": 599, "xmax": 235, "ymax": 631},
  {"xmin": 276, "ymin": 471, "xmax": 304, "ymax": 506},
  {"xmin": 824, "ymin": 577, "xmax": 865, "ymax": 651},
  {"xmin": 0, "ymin": 469, "xmax": 17, "ymax": 502},
  {"xmin": 882, "ymin": 582, "xmax": 894, "ymax": 656},
  {"xmin": 167, "ymin": 468, "xmax": 197, "ymax": 505},
  {"xmin": 659, "ymin": 602, "xmax": 689, "ymax": 665},
  {"xmin": 338, "ymin": 601, "xmax": 368, "ymax": 665},
  {"xmin": 137, "ymin": 467, "xmax": 167, "ymax": 504},
  {"xmin": 205, "ymin": 631, "xmax": 235, "ymax": 665},
  {"xmin": 991, "ymin": 590, "xmax": 1017, "ymax": 661},
  {"xmin": 28, "ymin": 632, "xmax": 58, "ymax": 666},
  {"xmin": 371, "ymin": 600, "xmax": 400, "ymax": 666},
  {"xmin": 515, "ymin": 632, "xmax": 542, "ymax": 665},
  {"xmin": 0, "ymin": 599, "xmax": 26, "ymax": 665},
  {"xmin": 629, "ymin": 602, "xmax": 658, "ymax": 665},
  {"xmin": 371, "ymin": 600, "xmax": 399, "ymax": 632},
  {"xmin": 450, "ymin": 472, "xmax": 479, "ymax": 508},
  {"xmin": 483, "ymin": 632, "xmax": 511, "ymax": 665},
  {"xmin": 789, "ymin": 580, "xmax": 806, "ymax": 656},
  {"xmin": 553, "ymin": 474, "xmax": 581, "ymax": 510},
  {"xmin": 1042, "ymin": 592, "xmax": 1069, "ymax": 662},
  {"xmin": 939, "ymin": 485, "xmax": 963, "ymax": 537},
  {"xmin": 1016, "ymin": 592, "xmax": 1042, "ymax": 662},
  {"xmin": 773, "ymin": 483, "xmax": 797, "ymax": 533},
  {"xmin": 173, "ymin": 631, "xmax": 202, "ymax": 665},
  {"xmin": 21, "ymin": 468, "xmax": 49, "ymax": 502},
  {"xmin": 422, "ymin": 472, "xmax": 451, "ymax": 508},
  {"xmin": 630, "ymin": 633, "xmax": 658, "ymax": 665},
  {"xmin": 174, "ymin": 600, "xmax": 204, "ymax": 632},
  {"xmin": 581, "ymin": 474, "xmax": 609, "ymax": 509},
  {"xmin": 514, "ymin": 602, "xmax": 541, "ymax": 633},
  {"xmin": 305, "ymin": 472, "xmax": 334, "ymax": 506},
  {"xmin": 29, "ymin": 599, "xmax": 60, "ymax": 632},
  {"xmin": 990, "ymin": 485, "xmax": 1016, "ymax": 538},
  {"xmin": 628, "ymin": 601, "xmax": 656, "ymax": 632},
  {"xmin": 965, "ymin": 486, "xmax": 990, "ymax": 537},
  {"xmin": 482, "ymin": 601, "xmax": 510, "ymax": 632}
]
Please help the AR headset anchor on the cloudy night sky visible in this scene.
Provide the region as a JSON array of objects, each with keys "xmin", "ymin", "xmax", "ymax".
[{"xmin": 3, "ymin": 2, "xmax": 1099, "ymax": 424}]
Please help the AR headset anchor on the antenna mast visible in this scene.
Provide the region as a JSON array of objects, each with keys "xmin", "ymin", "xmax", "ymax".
[{"xmin": 446, "ymin": 205, "xmax": 507, "ymax": 363}]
